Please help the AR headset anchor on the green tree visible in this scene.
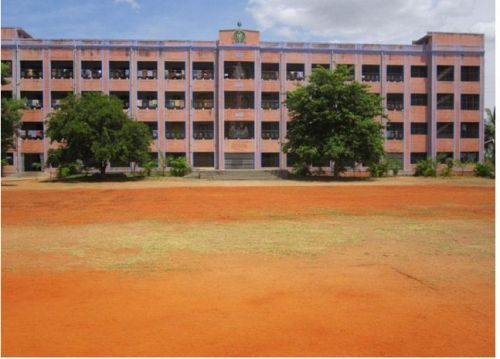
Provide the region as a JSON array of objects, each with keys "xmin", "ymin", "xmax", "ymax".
[
  {"xmin": 485, "ymin": 107, "xmax": 495, "ymax": 162},
  {"xmin": 1, "ymin": 62, "xmax": 25, "ymax": 163},
  {"xmin": 46, "ymin": 92, "xmax": 152, "ymax": 176},
  {"xmin": 284, "ymin": 66, "xmax": 386, "ymax": 178}
]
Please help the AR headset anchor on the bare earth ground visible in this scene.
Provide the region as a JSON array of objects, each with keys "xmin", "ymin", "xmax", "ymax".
[{"xmin": 1, "ymin": 177, "xmax": 495, "ymax": 356}]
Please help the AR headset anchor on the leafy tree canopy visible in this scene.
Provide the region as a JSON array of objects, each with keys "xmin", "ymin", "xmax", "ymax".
[
  {"xmin": 485, "ymin": 107, "xmax": 495, "ymax": 162},
  {"xmin": 1, "ymin": 62, "xmax": 24, "ymax": 158},
  {"xmin": 283, "ymin": 66, "xmax": 386, "ymax": 177},
  {"xmin": 46, "ymin": 92, "xmax": 152, "ymax": 175}
]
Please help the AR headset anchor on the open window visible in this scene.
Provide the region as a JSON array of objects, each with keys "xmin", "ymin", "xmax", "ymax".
[
  {"xmin": 286, "ymin": 64, "xmax": 305, "ymax": 81},
  {"xmin": 165, "ymin": 92, "xmax": 185, "ymax": 109},
  {"xmin": 224, "ymin": 61, "xmax": 254, "ymax": 79},
  {"xmin": 51, "ymin": 61, "xmax": 73, "ymax": 79},
  {"xmin": 21, "ymin": 61, "xmax": 43, "ymax": 79},
  {"xmin": 261, "ymin": 122, "xmax": 279, "ymax": 140},
  {"xmin": 137, "ymin": 61, "xmax": 157, "ymax": 80},
  {"xmin": 192, "ymin": 62, "xmax": 214, "ymax": 80},
  {"xmin": 81, "ymin": 61, "xmax": 102, "ymax": 79},
  {"xmin": 261, "ymin": 63, "xmax": 279, "ymax": 80},
  {"xmin": 165, "ymin": 122, "xmax": 185, "ymax": 140},
  {"xmin": 193, "ymin": 122, "xmax": 214, "ymax": 140},
  {"xmin": 224, "ymin": 92, "xmax": 254, "ymax": 109},
  {"xmin": 192, "ymin": 92, "xmax": 214, "ymax": 109},
  {"xmin": 362, "ymin": 65, "xmax": 380, "ymax": 82},
  {"xmin": 21, "ymin": 91, "xmax": 43, "ymax": 109},
  {"xmin": 261, "ymin": 92, "xmax": 280, "ymax": 110},
  {"xmin": 109, "ymin": 61, "xmax": 129, "ymax": 79},
  {"xmin": 224, "ymin": 121, "xmax": 254, "ymax": 139},
  {"xmin": 137, "ymin": 92, "xmax": 158, "ymax": 109},
  {"xmin": 165, "ymin": 62, "xmax": 185, "ymax": 80}
]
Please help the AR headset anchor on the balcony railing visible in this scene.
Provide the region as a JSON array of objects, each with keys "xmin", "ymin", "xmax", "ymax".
[
  {"xmin": 362, "ymin": 73, "xmax": 380, "ymax": 82},
  {"xmin": 193, "ymin": 99, "xmax": 214, "ymax": 109},
  {"xmin": 81, "ymin": 69, "xmax": 102, "ymax": 79},
  {"xmin": 287, "ymin": 71, "xmax": 304, "ymax": 81},
  {"xmin": 26, "ymin": 99, "xmax": 42, "ymax": 109},
  {"xmin": 51, "ymin": 69, "xmax": 73, "ymax": 79},
  {"xmin": 165, "ymin": 69, "xmax": 185, "ymax": 80},
  {"xmin": 137, "ymin": 70, "xmax": 157, "ymax": 80},
  {"xmin": 192, "ymin": 70, "xmax": 214, "ymax": 80},
  {"xmin": 387, "ymin": 103, "xmax": 404, "ymax": 111},
  {"xmin": 261, "ymin": 130, "xmax": 279, "ymax": 140},
  {"xmin": 387, "ymin": 73, "xmax": 403, "ymax": 82},
  {"xmin": 193, "ymin": 131, "xmax": 214, "ymax": 140},
  {"xmin": 137, "ymin": 99, "xmax": 158, "ymax": 109},
  {"xmin": 19, "ymin": 129, "xmax": 43, "ymax": 140},
  {"xmin": 262, "ymin": 100, "xmax": 280, "ymax": 110},
  {"xmin": 165, "ymin": 132, "xmax": 185, "ymax": 140},
  {"xmin": 262, "ymin": 71, "xmax": 279, "ymax": 81},
  {"xmin": 165, "ymin": 99, "xmax": 185, "ymax": 109},
  {"xmin": 21, "ymin": 69, "xmax": 43, "ymax": 79},
  {"xmin": 110, "ymin": 69, "xmax": 130, "ymax": 79}
]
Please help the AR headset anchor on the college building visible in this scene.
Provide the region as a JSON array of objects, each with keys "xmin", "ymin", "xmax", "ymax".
[{"xmin": 1, "ymin": 26, "xmax": 484, "ymax": 173}]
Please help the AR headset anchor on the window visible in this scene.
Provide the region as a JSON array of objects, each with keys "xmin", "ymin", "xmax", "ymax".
[
  {"xmin": 165, "ymin": 122, "xmax": 185, "ymax": 140},
  {"xmin": 411, "ymin": 66, "xmax": 427, "ymax": 78},
  {"xmin": 165, "ymin": 152, "xmax": 185, "ymax": 162},
  {"xmin": 411, "ymin": 152, "xmax": 427, "ymax": 164},
  {"xmin": 437, "ymin": 93, "xmax": 454, "ymax": 110},
  {"xmin": 224, "ymin": 92, "xmax": 254, "ymax": 109},
  {"xmin": 362, "ymin": 65, "xmax": 380, "ymax": 82},
  {"xmin": 21, "ymin": 61, "xmax": 43, "ymax": 79},
  {"xmin": 437, "ymin": 65, "xmax": 454, "ymax": 81},
  {"xmin": 81, "ymin": 61, "xmax": 102, "ymax": 79},
  {"xmin": 24, "ymin": 153, "xmax": 43, "ymax": 171},
  {"xmin": 411, "ymin": 123, "xmax": 428, "ymax": 135},
  {"xmin": 137, "ymin": 61, "xmax": 157, "ymax": 80},
  {"xmin": 461, "ymin": 66, "xmax": 479, "ymax": 82},
  {"xmin": 165, "ymin": 62, "xmax": 185, "ymax": 80},
  {"xmin": 21, "ymin": 91, "xmax": 43, "ymax": 109},
  {"xmin": 193, "ymin": 122, "xmax": 214, "ymax": 140},
  {"xmin": 51, "ymin": 91, "xmax": 72, "ymax": 108},
  {"xmin": 137, "ymin": 92, "xmax": 157, "ymax": 109},
  {"xmin": 262, "ymin": 92, "xmax": 280, "ymax": 110},
  {"xmin": 387, "ymin": 93, "xmax": 404, "ymax": 111},
  {"xmin": 109, "ymin": 61, "xmax": 129, "ymax": 79},
  {"xmin": 192, "ymin": 62, "xmax": 214, "ymax": 80},
  {"xmin": 224, "ymin": 121, "xmax": 254, "ymax": 139},
  {"xmin": 286, "ymin": 64, "xmax": 305, "ymax": 81},
  {"xmin": 20, "ymin": 122, "xmax": 44, "ymax": 139},
  {"xmin": 437, "ymin": 122, "xmax": 454, "ymax": 138},
  {"xmin": 165, "ymin": 92, "xmax": 185, "ymax": 109},
  {"xmin": 262, "ymin": 63, "xmax": 279, "ymax": 80},
  {"xmin": 460, "ymin": 152, "xmax": 479, "ymax": 163},
  {"xmin": 2, "ymin": 91, "xmax": 12, "ymax": 100},
  {"xmin": 386, "ymin": 122, "xmax": 404, "ymax": 140},
  {"xmin": 109, "ymin": 91, "xmax": 129, "ymax": 109},
  {"xmin": 224, "ymin": 153, "xmax": 255, "ymax": 169},
  {"xmin": 261, "ymin": 122, "xmax": 279, "ymax": 140},
  {"xmin": 224, "ymin": 61, "xmax": 254, "ymax": 79},
  {"xmin": 387, "ymin": 153, "xmax": 403, "ymax": 169},
  {"xmin": 461, "ymin": 94, "xmax": 479, "ymax": 110},
  {"xmin": 387, "ymin": 65, "xmax": 404, "ymax": 82},
  {"xmin": 261, "ymin": 153, "xmax": 280, "ymax": 167},
  {"xmin": 51, "ymin": 61, "xmax": 73, "ymax": 79},
  {"xmin": 411, "ymin": 93, "xmax": 427, "ymax": 106},
  {"xmin": 312, "ymin": 63, "xmax": 330, "ymax": 71},
  {"xmin": 437, "ymin": 152, "xmax": 453, "ymax": 163},
  {"xmin": 193, "ymin": 152, "xmax": 214, "ymax": 167},
  {"xmin": 2, "ymin": 152, "xmax": 14, "ymax": 166},
  {"xmin": 460, "ymin": 123, "xmax": 479, "ymax": 138},
  {"xmin": 193, "ymin": 92, "xmax": 214, "ymax": 109},
  {"xmin": 144, "ymin": 122, "xmax": 158, "ymax": 139},
  {"xmin": 337, "ymin": 64, "xmax": 355, "ymax": 80}
]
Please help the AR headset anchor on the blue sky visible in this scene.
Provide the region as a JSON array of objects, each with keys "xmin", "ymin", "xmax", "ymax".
[{"xmin": 1, "ymin": 0, "xmax": 495, "ymax": 108}]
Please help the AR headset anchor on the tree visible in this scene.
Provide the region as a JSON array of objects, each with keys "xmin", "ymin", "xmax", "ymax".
[
  {"xmin": 46, "ymin": 92, "xmax": 152, "ymax": 175},
  {"xmin": 284, "ymin": 66, "xmax": 386, "ymax": 178},
  {"xmin": 1, "ymin": 62, "xmax": 25, "ymax": 163},
  {"xmin": 484, "ymin": 107, "xmax": 495, "ymax": 162}
]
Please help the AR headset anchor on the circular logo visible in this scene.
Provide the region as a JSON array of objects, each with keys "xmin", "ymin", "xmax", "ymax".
[{"xmin": 232, "ymin": 30, "xmax": 246, "ymax": 44}]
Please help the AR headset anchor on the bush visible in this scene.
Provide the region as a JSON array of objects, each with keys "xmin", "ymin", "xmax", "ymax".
[
  {"xmin": 167, "ymin": 156, "xmax": 191, "ymax": 177},
  {"xmin": 440, "ymin": 158, "xmax": 454, "ymax": 177},
  {"xmin": 292, "ymin": 162, "xmax": 310, "ymax": 176},
  {"xmin": 415, "ymin": 158, "xmax": 437, "ymax": 177},
  {"xmin": 57, "ymin": 162, "xmax": 81, "ymax": 178},
  {"xmin": 474, "ymin": 162, "xmax": 495, "ymax": 178},
  {"xmin": 142, "ymin": 160, "xmax": 157, "ymax": 177},
  {"xmin": 369, "ymin": 161, "xmax": 388, "ymax": 177}
]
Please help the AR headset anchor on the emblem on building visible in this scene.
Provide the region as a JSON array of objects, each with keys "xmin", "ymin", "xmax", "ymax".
[{"xmin": 232, "ymin": 21, "xmax": 246, "ymax": 44}]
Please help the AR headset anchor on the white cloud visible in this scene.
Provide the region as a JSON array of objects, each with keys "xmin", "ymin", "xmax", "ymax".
[
  {"xmin": 246, "ymin": 0, "xmax": 495, "ymax": 109},
  {"xmin": 114, "ymin": 0, "xmax": 140, "ymax": 10}
]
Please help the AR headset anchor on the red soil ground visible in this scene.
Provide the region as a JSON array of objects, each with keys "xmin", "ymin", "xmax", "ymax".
[{"xmin": 2, "ymin": 182, "xmax": 495, "ymax": 356}]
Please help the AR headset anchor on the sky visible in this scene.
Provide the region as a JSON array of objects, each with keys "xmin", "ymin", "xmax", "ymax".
[{"xmin": 1, "ymin": 0, "xmax": 495, "ymax": 109}]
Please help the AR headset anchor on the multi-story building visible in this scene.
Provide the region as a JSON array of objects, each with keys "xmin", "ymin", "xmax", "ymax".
[{"xmin": 1, "ymin": 26, "xmax": 484, "ymax": 174}]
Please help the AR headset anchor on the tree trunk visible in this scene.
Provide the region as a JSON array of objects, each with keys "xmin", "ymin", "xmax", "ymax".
[
  {"xmin": 100, "ymin": 161, "xmax": 106, "ymax": 176},
  {"xmin": 333, "ymin": 162, "xmax": 342, "ymax": 179}
]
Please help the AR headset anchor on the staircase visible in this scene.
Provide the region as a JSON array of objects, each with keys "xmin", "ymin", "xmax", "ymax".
[{"xmin": 185, "ymin": 169, "xmax": 289, "ymax": 180}]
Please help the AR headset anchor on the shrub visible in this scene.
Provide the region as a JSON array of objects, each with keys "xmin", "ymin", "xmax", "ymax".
[
  {"xmin": 474, "ymin": 162, "xmax": 495, "ymax": 179},
  {"xmin": 440, "ymin": 158, "xmax": 454, "ymax": 177},
  {"xmin": 415, "ymin": 158, "xmax": 437, "ymax": 177},
  {"xmin": 369, "ymin": 161, "xmax": 388, "ymax": 177},
  {"xmin": 167, "ymin": 156, "xmax": 191, "ymax": 177},
  {"xmin": 142, "ymin": 160, "xmax": 157, "ymax": 177},
  {"xmin": 292, "ymin": 162, "xmax": 310, "ymax": 176}
]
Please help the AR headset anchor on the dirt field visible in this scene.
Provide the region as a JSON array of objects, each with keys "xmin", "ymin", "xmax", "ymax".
[{"xmin": 2, "ymin": 177, "xmax": 495, "ymax": 356}]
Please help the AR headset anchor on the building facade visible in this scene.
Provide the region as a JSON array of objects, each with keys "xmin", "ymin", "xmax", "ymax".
[{"xmin": 1, "ymin": 27, "xmax": 484, "ymax": 173}]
